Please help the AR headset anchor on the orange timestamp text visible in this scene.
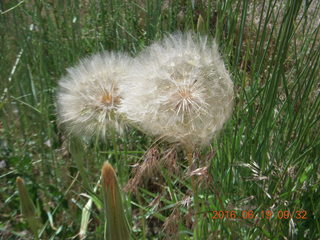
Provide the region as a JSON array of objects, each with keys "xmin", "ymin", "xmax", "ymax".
[{"xmin": 210, "ymin": 210, "xmax": 308, "ymax": 220}]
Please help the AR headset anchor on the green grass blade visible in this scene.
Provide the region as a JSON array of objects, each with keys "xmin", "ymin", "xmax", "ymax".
[{"xmin": 16, "ymin": 177, "xmax": 42, "ymax": 239}]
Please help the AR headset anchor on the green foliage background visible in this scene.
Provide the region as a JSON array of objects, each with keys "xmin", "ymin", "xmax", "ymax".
[{"xmin": 0, "ymin": 0, "xmax": 319, "ymax": 239}]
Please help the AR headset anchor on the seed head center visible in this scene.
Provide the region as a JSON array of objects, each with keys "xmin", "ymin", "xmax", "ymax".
[
  {"xmin": 101, "ymin": 94, "xmax": 113, "ymax": 105},
  {"xmin": 178, "ymin": 89, "xmax": 193, "ymax": 100}
]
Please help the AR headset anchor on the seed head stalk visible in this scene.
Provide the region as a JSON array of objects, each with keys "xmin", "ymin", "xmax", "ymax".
[{"xmin": 186, "ymin": 148, "xmax": 200, "ymax": 236}]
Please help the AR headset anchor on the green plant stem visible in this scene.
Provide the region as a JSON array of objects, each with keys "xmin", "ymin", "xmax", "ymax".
[
  {"xmin": 136, "ymin": 192, "xmax": 146, "ymax": 240},
  {"xmin": 187, "ymin": 150, "xmax": 200, "ymax": 239}
]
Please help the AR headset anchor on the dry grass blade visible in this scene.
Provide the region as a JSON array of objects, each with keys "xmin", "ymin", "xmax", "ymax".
[
  {"xmin": 79, "ymin": 179, "xmax": 100, "ymax": 240},
  {"xmin": 163, "ymin": 208, "xmax": 180, "ymax": 240},
  {"xmin": 125, "ymin": 147, "xmax": 160, "ymax": 193},
  {"xmin": 79, "ymin": 198, "xmax": 92, "ymax": 240}
]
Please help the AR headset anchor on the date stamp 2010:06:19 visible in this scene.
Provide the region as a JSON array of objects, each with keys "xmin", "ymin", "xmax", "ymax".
[{"xmin": 210, "ymin": 210, "xmax": 308, "ymax": 220}]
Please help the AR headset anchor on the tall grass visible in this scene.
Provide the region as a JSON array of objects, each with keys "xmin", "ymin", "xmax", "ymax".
[{"xmin": 1, "ymin": 0, "xmax": 319, "ymax": 239}]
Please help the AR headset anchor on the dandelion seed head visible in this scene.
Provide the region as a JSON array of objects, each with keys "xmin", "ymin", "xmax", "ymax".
[
  {"xmin": 119, "ymin": 32, "xmax": 234, "ymax": 148},
  {"xmin": 57, "ymin": 52, "xmax": 130, "ymax": 139}
]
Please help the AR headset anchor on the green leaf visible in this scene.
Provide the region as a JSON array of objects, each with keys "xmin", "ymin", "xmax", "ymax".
[{"xmin": 16, "ymin": 177, "xmax": 42, "ymax": 239}]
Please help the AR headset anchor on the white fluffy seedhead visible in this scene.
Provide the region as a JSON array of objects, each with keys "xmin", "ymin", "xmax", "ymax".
[
  {"xmin": 57, "ymin": 52, "xmax": 131, "ymax": 139},
  {"xmin": 119, "ymin": 32, "xmax": 234, "ymax": 148}
]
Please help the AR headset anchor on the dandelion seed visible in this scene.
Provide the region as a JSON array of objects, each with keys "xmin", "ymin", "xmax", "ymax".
[
  {"xmin": 57, "ymin": 52, "xmax": 131, "ymax": 139},
  {"xmin": 119, "ymin": 32, "xmax": 234, "ymax": 149}
]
